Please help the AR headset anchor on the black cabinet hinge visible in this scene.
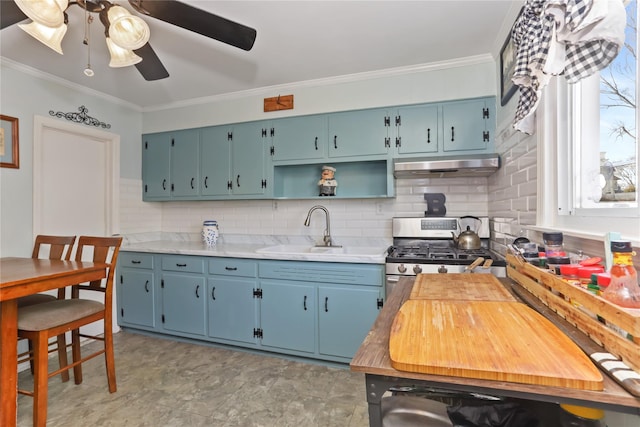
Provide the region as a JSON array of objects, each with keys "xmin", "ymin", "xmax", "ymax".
[
  {"xmin": 377, "ymin": 298, "xmax": 384, "ymax": 309},
  {"xmin": 395, "ymin": 115, "xmax": 401, "ymax": 126},
  {"xmin": 171, "ymin": 183, "xmax": 174, "ymax": 192},
  {"xmin": 161, "ymin": 279, "xmax": 164, "ymax": 288},
  {"xmin": 270, "ymin": 146, "xmax": 275, "ymax": 156},
  {"xmin": 144, "ymin": 141, "xmax": 148, "ymax": 149},
  {"xmin": 227, "ymin": 181, "xmax": 232, "ymax": 190},
  {"xmin": 384, "ymin": 116, "xmax": 390, "ymax": 127},
  {"xmin": 482, "ymin": 108, "xmax": 490, "ymax": 119},
  {"xmin": 261, "ymin": 128, "xmax": 267, "ymax": 137},
  {"xmin": 395, "ymin": 137, "xmax": 401, "ymax": 147},
  {"xmin": 384, "ymin": 137, "xmax": 390, "ymax": 148},
  {"xmin": 120, "ymin": 275, "xmax": 123, "ymax": 284},
  {"xmin": 227, "ymin": 132, "xmax": 233, "ymax": 141},
  {"xmin": 171, "ymin": 138, "xmax": 175, "ymax": 147},
  {"xmin": 483, "ymin": 131, "xmax": 490, "ymax": 142},
  {"xmin": 253, "ymin": 328, "xmax": 263, "ymax": 338},
  {"xmin": 121, "ymin": 308, "xmax": 124, "ymax": 317},
  {"xmin": 144, "ymin": 184, "xmax": 147, "ymax": 193},
  {"xmin": 261, "ymin": 179, "xmax": 267, "ymax": 189},
  {"xmin": 162, "ymin": 314, "xmax": 165, "ymax": 323},
  {"xmin": 270, "ymin": 127, "xmax": 275, "ymax": 137},
  {"xmin": 253, "ymin": 288, "xmax": 263, "ymax": 298}
]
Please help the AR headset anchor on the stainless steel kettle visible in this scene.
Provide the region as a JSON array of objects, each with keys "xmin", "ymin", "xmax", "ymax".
[{"xmin": 451, "ymin": 216, "xmax": 482, "ymax": 250}]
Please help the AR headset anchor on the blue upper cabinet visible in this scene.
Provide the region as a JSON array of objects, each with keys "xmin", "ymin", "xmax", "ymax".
[
  {"xmin": 327, "ymin": 108, "xmax": 391, "ymax": 158},
  {"xmin": 142, "ymin": 132, "xmax": 171, "ymax": 199},
  {"xmin": 230, "ymin": 121, "xmax": 269, "ymax": 196},
  {"xmin": 170, "ymin": 129, "xmax": 200, "ymax": 198},
  {"xmin": 442, "ymin": 97, "xmax": 494, "ymax": 153},
  {"xmin": 271, "ymin": 115, "xmax": 327, "ymax": 162},
  {"xmin": 394, "ymin": 104, "xmax": 440, "ymax": 155},
  {"xmin": 201, "ymin": 125, "xmax": 232, "ymax": 197}
]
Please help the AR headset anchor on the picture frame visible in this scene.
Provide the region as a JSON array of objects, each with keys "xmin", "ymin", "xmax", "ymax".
[
  {"xmin": 1, "ymin": 115, "xmax": 19, "ymax": 169},
  {"xmin": 499, "ymin": 31, "xmax": 518, "ymax": 107}
]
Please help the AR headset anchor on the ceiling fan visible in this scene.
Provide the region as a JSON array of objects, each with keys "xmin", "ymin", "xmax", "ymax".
[{"xmin": 0, "ymin": 0, "xmax": 257, "ymax": 81}]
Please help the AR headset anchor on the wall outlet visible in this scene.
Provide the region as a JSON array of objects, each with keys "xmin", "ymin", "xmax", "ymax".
[
  {"xmin": 375, "ymin": 202, "xmax": 383, "ymax": 215},
  {"xmin": 272, "ymin": 200, "xmax": 278, "ymax": 211}
]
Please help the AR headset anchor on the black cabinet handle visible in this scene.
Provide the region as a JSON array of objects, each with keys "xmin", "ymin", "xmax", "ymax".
[
  {"xmin": 427, "ymin": 128, "xmax": 431, "ymax": 143},
  {"xmin": 191, "ymin": 177, "xmax": 195, "ymax": 189},
  {"xmin": 162, "ymin": 179, "xmax": 167, "ymax": 190},
  {"xmin": 211, "ymin": 287, "xmax": 216, "ymax": 300},
  {"xmin": 314, "ymin": 137, "xmax": 318, "ymax": 151},
  {"xmin": 176, "ymin": 263, "xmax": 187, "ymax": 267},
  {"xmin": 195, "ymin": 285, "xmax": 200, "ymax": 298},
  {"xmin": 236, "ymin": 174, "xmax": 240, "ymax": 187},
  {"xmin": 333, "ymin": 135, "xmax": 337, "ymax": 149},
  {"xmin": 225, "ymin": 266, "xmax": 238, "ymax": 271},
  {"xmin": 144, "ymin": 280, "xmax": 149, "ymax": 293},
  {"xmin": 303, "ymin": 295, "xmax": 307, "ymax": 311},
  {"xmin": 131, "ymin": 260, "xmax": 141, "ymax": 264},
  {"xmin": 324, "ymin": 296, "xmax": 329, "ymax": 312},
  {"xmin": 204, "ymin": 176, "xmax": 208, "ymax": 188},
  {"xmin": 451, "ymin": 126, "xmax": 455, "ymax": 141}
]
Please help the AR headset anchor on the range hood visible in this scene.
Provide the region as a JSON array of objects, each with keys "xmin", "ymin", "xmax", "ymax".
[{"xmin": 393, "ymin": 154, "xmax": 500, "ymax": 178}]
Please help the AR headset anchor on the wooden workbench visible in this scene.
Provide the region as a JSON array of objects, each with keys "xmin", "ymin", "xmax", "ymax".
[{"xmin": 350, "ymin": 276, "xmax": 640, "ymax": 427}]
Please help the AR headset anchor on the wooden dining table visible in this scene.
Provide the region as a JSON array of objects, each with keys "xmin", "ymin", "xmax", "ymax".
[{"xmin": 0, "ymin": 257, "xmax": 107, "ymax": 427}]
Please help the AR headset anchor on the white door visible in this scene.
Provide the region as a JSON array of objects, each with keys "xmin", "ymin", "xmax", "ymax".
[{"xmin": 32, "ymin": 115, "xmax": 120, "ymax": 336}]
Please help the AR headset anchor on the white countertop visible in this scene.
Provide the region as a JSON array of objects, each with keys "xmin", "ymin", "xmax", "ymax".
[{"xmin": 121, "ymin": 232, "xmax": 389, "ymax": 264}]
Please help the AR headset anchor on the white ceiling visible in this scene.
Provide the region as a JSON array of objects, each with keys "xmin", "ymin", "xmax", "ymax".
[{"xmin": 0, "ymin": 1, "xmax": 521, "ymax": 109}]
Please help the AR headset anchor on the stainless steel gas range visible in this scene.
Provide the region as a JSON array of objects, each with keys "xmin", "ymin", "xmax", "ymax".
[{"xmin": 385, "ymin": 216, "xmax": 506, "ymax": 296}]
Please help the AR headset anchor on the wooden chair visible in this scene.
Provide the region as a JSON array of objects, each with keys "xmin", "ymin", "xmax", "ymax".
[
  {"xmin": 17, "ymin": 235, "xmax": 122, "ymax": 427},
  {"xmin": 17, "ymin": 235, "xmax": 76, "ymax": 381}
]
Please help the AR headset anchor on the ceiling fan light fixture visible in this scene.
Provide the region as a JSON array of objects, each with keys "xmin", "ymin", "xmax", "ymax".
[
  {"xmin": 105, "ymin": 37, "xmax": 142, "ymax": 68},
  {"xmin": 105, "ymin": 5, "xmax": 150, "ymax": 50},
  {"xmin": 14, "ymin": 0, "xmax": 68, "ymax": 28},
  {"xmin": 18, "ymin": 20, "xmax": 67, "ymax": 55}
]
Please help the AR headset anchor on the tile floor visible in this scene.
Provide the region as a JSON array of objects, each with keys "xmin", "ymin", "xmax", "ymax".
[{"xmin": 17, "ymin": 331, "xmax": 370, "ymax": 426}]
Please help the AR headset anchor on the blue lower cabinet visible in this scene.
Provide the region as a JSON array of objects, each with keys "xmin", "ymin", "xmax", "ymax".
[
  {"xmin": 118, "ymin": 269, "xmax": 155, "ymax": 330},
  {"xmin": 161, "ymin": 273, "xmax": 206, "ymax": 336},
  {"xmin": 207, "ymin": 277, "xmax": 258, "ymax": 345},
  {"xmin": 318, "ymin": 285, "xmax": 382, "ymax": 359},
  {"xmin": 260, "ymin": 280, "xmax": 316, "ymax": 354}
]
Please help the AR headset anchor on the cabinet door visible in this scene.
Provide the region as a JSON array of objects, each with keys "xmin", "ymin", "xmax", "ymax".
[
  {"xmin": 260, "ymin": 280, "xmax": 315, "ymax": 353},
  {"xmin": 170, "ymin": 129, "xmax": 200, "ymax": 198},
  {"xmin": 207, "ymin": 277, "xmax": 258, "ymax": 344},
  {"xmin": 142, "ymin": 133, "xmax": 171, "ymax": 199},
  {"xmin": 328, "ymin": 109, "xmax": 390, "ymax": 158},
  {"xmin": 230, "ymin": 121, "xmax": 267, "ymax": 196},
  {"xmin": 161, "ymin": 273, "xmax": 206, "ymax": 336},
  {"xmin": 395, "ymin": 104, "xmax": 439, "ymax": 155},
  {"xmin": 318, "ymin": 285, "xmax": 381, "ymax": 359},
  {"xmin": 272, "ymin": 115, "xmax": 327, "ymax": 161},
  {"xmin": 118, "ymin": 269, "xmax": 155, "ymax": 329},
  {"xmin": 201, "ymin": 126, "xmax": 232, "ymax": 196},
  {"xmin": 442, "ymin": 99, "xmax": 491, "ymax": 152}
]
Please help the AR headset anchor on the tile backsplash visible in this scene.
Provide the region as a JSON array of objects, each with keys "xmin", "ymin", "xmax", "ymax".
[{"xmin": 119, "ymin": 176, "xmax": 490, "ymax": 242}]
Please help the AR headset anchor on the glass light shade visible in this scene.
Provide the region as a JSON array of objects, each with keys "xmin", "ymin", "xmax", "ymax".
[
  {"xmin": 105, "ymin": 37, "xmax": 142, "ymax": 68},
  {"xmin": 107, "ymin": 5, "xmax": 150, "ymax": 50},
  {"xmin": 18, "ymin": 20, "xmax": 67, "ymax": 54},
  {"xmin": 15, "ymin": 0, "xmax": 68, "ymax": 28}
]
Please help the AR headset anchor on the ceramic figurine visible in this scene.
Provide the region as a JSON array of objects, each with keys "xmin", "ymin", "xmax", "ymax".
[{"xmin": 318, "ymin": 165, "xmax": 337, "ymax": 196}]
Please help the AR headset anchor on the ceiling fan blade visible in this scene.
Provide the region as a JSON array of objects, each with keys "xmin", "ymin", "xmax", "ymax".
[
  {"xmin": 134, "ymin": 43, "xmax": 170, "ymax": 81},
  {"xmin": 128, "ymin": 0, "xmax": 256, "ymax": 51},
  {"xmin": 1, "ymin": 0, "xmax": 28, "ymax": 29}
]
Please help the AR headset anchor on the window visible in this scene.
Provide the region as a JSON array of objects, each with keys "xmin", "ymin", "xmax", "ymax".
[{"xmin": 541, "ymin": 0, "xmax": 639, "ymax": 241}]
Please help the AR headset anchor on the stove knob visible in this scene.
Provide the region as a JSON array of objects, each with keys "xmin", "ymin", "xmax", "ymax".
[
  {"xmin": 438, "ymin": 265, "xmax": 448, "ymax": 274},
  {"xmin": 398, "ymin": 264, "xmax": 407, "ymax": 273},
  {"xmin": 413, "ymin": 265, "xmax": 423, "ymax": 274}
]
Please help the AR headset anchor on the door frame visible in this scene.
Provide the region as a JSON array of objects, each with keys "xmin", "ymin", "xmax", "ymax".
[{"xmin": 32, "ymin": 115, "xmax": 120, "ymax": 238}]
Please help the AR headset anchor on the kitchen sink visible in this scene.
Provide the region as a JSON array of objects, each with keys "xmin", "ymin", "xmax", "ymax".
[{"xmin": 256, "ymin": 244, "xmax": 384, "ymax": 256}]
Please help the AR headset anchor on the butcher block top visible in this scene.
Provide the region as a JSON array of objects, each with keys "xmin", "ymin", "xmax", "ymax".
[
  {"xmin": 351, "ymin": 276, "xmax": 640, "ymax": 413},
  {"xmin": 410, "ymin": 273, "xmax": 515, "ymax": 302},
  {"xmin": 389, "ymin": 299, "xmax": 603, "ymax": 390}
]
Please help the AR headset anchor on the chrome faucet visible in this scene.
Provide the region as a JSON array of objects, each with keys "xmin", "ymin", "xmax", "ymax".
[{"xmin": 304, "ymin": 205, "xmax": 340, "ymax": 247}]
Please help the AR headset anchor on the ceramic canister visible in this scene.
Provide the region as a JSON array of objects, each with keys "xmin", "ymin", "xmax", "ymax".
[{"xmin": 202, "ymin": 220, "xmax": 219, "ymax": 246}]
